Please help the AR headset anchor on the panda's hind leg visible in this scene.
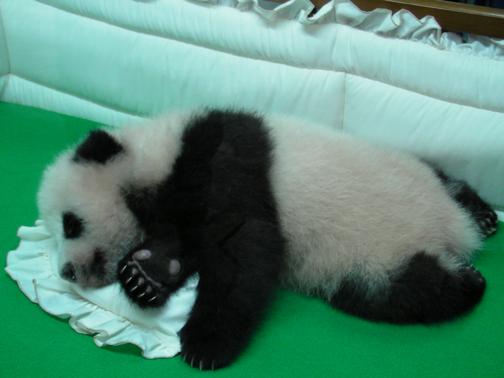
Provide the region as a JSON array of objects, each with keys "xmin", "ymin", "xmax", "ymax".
[
  {"xmin": 330, "ymin": 252, "xmax": 486, "ymax": 324},
  {"xmin": 433, "ymin": 169, "xmax": 498, "ymax": 237}
]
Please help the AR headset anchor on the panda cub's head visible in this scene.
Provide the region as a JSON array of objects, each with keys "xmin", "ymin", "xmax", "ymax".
[
  {"xmin": 37, "ymin": 130, "xmax": 141, "ymax": 287},
  {"xmin": 37, "ymin": 117, "xmax": 184, "ymax": 288}
]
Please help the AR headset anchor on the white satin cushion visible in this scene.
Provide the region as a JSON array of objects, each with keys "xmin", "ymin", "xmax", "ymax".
[{"xmin": 5, "ymin": 221, "xmax": 197, "ymax": 359}]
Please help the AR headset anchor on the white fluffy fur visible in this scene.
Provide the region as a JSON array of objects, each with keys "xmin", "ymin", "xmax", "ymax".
[
  {"xmin": 38, "ymin": 112, "xmax": 481, "ymax": 294},
  {"xmin": 267, "ymin": 117, "xmax": 480, "ymax": 298}
]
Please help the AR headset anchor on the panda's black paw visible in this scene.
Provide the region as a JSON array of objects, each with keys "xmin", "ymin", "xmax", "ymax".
[
  {"xmin": 118, "ymin": 248, "xmax": 181, "ymax": 308},
  {"xmin": 179, "ymin": 312, "xmax": 241, "ymax": 371},
  {"xmin": 474, "ymin": 209, "xmax": 498, "ymax": 238},
  {"xmin": 454, "ymin": 185, "xmax": 498, "ymax": 237},
  {"xmin": 456, "ymin": 264, "xmax": 487, "ymax": 310},
  {"xmin": 460, "ymin": 265, "xmax": 486, "ymax": 291},
  {"xmin": 180, "ymin": 337, "xmax": 234, "ymax": 371}
]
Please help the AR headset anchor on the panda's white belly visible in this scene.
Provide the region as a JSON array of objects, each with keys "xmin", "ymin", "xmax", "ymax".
[{"xmin": 266, "ymin": 118, "xmax": 480, "ymax": 298}]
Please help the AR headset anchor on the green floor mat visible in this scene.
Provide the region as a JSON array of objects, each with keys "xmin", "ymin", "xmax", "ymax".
[{"xmin": 1, "ymin": 102, "xmax": 503, "ymax": 378}]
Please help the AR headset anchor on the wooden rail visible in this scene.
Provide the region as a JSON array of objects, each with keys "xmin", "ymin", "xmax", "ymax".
[
  {"xmin": 272, "ymin": 0, "xmax": 504, "ymax": 38},
  {"xmin": 352, "ymin": 0, "xmax": 504, "ymax": 38}
]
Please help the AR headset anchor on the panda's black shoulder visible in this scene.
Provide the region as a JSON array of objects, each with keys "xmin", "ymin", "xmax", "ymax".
[
  {"xmin": 174, "ymin": 108, "xmax": 277, "ymax": 222},
  {"xmin": 182, "ymin": 109, "xmax": 273, "ymax": 162},
  {"xmin": 123, "ymin": 109, "xmax": 276, "ymax": 229}
]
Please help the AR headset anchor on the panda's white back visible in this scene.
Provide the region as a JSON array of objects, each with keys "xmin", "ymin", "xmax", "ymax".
[{"xmin": 266, "ymin": 117, "xmax": 481, "ymax": 298}]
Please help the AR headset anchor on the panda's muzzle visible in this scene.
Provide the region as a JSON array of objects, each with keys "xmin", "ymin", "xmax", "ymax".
[
  {"xmin": 61, "ymin": 262, "xmax": 77, "ymax": 282},
  {"xmin": 90, "ymin": 249, "xmax": 107, "ymax": 278},
  {"xmin": 60, "ymin": 249, "xmax": 108, "ymax": 286}
]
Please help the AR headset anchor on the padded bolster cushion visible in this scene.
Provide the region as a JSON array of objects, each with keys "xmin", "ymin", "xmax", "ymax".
[{"xmin": 2, "ymin": 0, "xmax": 504, "ymax": 114}]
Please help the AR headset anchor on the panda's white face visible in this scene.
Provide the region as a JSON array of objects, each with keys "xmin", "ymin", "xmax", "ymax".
[
  {"xmin": 37, "ymin": 117, "xmax": 184, "ymax": 288},
  {"xmin": 37, "ymin": 149, "xmax": 143, "ymax": 288}
]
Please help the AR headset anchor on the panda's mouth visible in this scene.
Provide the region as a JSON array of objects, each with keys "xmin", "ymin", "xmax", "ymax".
[
  {"xmin": 63, "ymin": 231, "xmax": 146, "ymax": 289},
  {"xmin": 89, "ymin": 249, "xmax": 107, "ymax": 278},
  {"xmin": 80, "ymin": 264, "xmax": 118, "ymax": 288},
  {"xmin": 61, "ymin": 251, "xmax": 119, "ymax": 288},
  {"xmin": 83, "ymin": 249, "xmax": 115, "ymax": 288}
]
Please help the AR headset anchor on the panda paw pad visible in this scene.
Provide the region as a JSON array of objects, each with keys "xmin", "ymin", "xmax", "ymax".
[
  {"xmin": 118, "ymin": 250, "xmax": 167, "ymax": 307},
  {"xmin": 475, "ymin": 209, "xmax": 498, "ymax": 237}
]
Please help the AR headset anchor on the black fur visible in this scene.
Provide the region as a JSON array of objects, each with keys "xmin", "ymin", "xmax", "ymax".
[
  {"xmin": 330, "ymin": 252, "xmax": 486, "ymax": 324},
  {"xmin": 62, "ymin": 211, "xmax": 84, "ymax": 239},
  {"xmin": 119, "ymin": 110, "xmax": 285, "ymax": 370},
  {"xmin": 433, "ymin": 168, "xmax": 498, "ymax": 237},
  {"xmin": 73, "ymin": 130, "xmax": 123, "ymax": 164}
]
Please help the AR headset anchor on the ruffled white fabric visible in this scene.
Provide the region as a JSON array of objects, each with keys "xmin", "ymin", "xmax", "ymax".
[
  {"xmin": 5, "ymin": 220, "xmax": 197, "ymax": 359},
  {"xmin": 199, "ymin": 0, "xmax": 504, "ymax": 60}
]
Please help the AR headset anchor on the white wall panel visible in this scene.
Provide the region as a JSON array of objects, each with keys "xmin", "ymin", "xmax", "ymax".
[{"xmin": 344, "ymin": 74, "xmax": 504, "ymax": 208}]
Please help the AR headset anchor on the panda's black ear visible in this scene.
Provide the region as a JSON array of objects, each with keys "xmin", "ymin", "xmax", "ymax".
[{"xmin": 73, "ymin": 130, "xmax": 124, "ymax": 164}]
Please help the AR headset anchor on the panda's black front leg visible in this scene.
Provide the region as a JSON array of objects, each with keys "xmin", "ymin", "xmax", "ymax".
[{"xmin": 180, "ymin": 218, "xmax": 284, "ymax": 370}]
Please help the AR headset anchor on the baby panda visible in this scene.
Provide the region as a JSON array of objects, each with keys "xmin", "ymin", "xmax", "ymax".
[{"xmin": 38, "ymin": 109, "xmax": 498, "ymax": 370}]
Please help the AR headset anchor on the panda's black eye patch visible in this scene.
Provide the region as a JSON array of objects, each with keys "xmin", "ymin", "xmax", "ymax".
[{"xmin": 63, "ymin": 212, "xmax": 84, "ymax": 239}]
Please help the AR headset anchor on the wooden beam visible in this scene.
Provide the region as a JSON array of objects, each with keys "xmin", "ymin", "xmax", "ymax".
[
  {"xmin": 352, "ymin": 0, "xmax": 504, "ymax": 38},
  {"xmin": 270, "ymin": 0, "xmax": 504, "ymax": 38}
]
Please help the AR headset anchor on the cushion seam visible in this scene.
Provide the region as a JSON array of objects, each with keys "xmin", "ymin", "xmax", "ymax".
[
  {"xmin": 9, "ymin": 73, "xmax": 146, "ymax": 118},
  {"xmin": 341, "ymin": 73, "xmax": 347, "ymax": 130}
]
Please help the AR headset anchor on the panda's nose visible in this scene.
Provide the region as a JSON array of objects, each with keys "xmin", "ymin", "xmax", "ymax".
[{"xmin": 61, "ymin": 263, "xmax": 77, "ymax": 282}]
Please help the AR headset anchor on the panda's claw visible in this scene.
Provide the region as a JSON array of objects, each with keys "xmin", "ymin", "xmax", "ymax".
[
  {"xmin": 473, "ymin": 208, "xmax": 499, "ymax": 237},
  {"xmin": 119, "ymin": 264, "xmax": 127, "ymax": 275},
  {"xmin": 118, "ymin": 246, "xmax": 176, "ymax": 308}
]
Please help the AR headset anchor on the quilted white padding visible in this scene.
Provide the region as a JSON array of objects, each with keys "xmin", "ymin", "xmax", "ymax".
[
  {"xmin": 3, "ymin": 75, "xmax": 143, "ymax": 126},
  {"xmin": 2, "ymin": 0, "xmax": 504, "ymax": 113},
  {"xmin": 344, "ymin": 74, "xmax": 504, "ymax": 207},
  {"xmin": 0, "ymin": 0, "xmax": 348, "ymax": 126}
]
